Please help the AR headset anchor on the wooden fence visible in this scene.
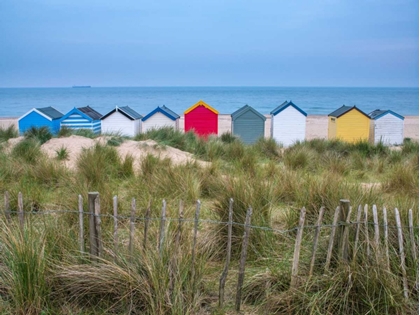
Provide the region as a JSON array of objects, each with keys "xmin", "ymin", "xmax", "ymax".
[{"xmin": 3, "ymin": 192, "xmax": 419, "ymax": 311}]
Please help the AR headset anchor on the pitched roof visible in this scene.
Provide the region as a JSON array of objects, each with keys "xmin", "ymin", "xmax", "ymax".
[
  {"xmin": 231, "ymin": 104, "xmax": 266, "ymax": 121},
  {"xmin": 18, "ymin": 106, "xmax": 64, "ymax": 121},
  {"xmin": 142, "ymin": 105, "xmax": 180, "ymax": 121},
  {"xmin": 368, "ymin": 109, "xmax": 404, "ymax": 120},
  {"xmin": 270, "ymin": 100, "xmax": 307, "ymax": 117},
  {"xmin": 36, "ymin": 106, "xmax": 64, "ymax": 119},
  {"xmin": 184, "ymin": 100, "xmax": 219, "ymax": 115},
  {"xmin": 78, "ymin": 106, "xmax": 103, "ymax": 120},
  {"xmin": 101, "ymin": 106, "xmax": 143, "ymax": 120},
  {"xmin": 328, "ymin": 105, "xmax": 369, "ymax": 119}
]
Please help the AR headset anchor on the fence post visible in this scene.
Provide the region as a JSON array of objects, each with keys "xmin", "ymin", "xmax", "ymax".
[
  {"xmin": 372, "ymin": 205, "xmax": 380, "ymax": 263},
  {"xmin": 382, "ymin": 207, "xmax": 390, "ymax": 271},
  {"xmin": 18, "ymin": 192, "xmax": 24, "ymax": 231},
  {"xmin": 94, "ymin": 195, "xmax": 102, "ymax": 258},
  {"xmin": 113, "ymin": 196, "xmax": 118, "ymax": 260},
  {"xmin": 129, "ymin": 198, "xmax": 136, "ymax": 259},
  {"xmin": 340, "ymin": 206, "xmax": 352, "ymax": 262},
  {"xmin": 309, "ymin": 206, "xmax": 324, "ymax": 277},
  {"xmin": 408, "ymin": 209, "xmax": 417, "ymax": 262},
  {"xmin": 291, "ymin": 207, "xmax": 306, "ymax": 287},
  {"xmin": 175, "ymin": 200, "xmax": 184, "ymax": 250},
  {"xmin": 143, "ymin": 200, "xmax": 151, "ymax": 251},
  {"xmin": 235, "ymin": 206, "xmax": 252, "ymax": 312},
  {"xmin": 325, "ymin": 206, "xmax": 340, "ymax": 273},
  {"xmin": 158, "ymin": 199, "xmax": 167, "ymax": 255},
  {"xmin": 364, "ymin": 204, "xmax": 370, "ymax": 257},
  {"xmin": 219, "ymin": 198, "xmax": 234, "ymax": 308},
  {"xmin": 338, "ymin": 199, "xmax": 350, "ymax": 261},
  {"xmin": 78, "ymin": 195, "xmax": 84, "ymax": 253},
  {"xmin": 4, "ymin": 191, "xmax": 11, "ymax": 223},
  {"xmin": 395, "ymin": 208, "xmax": 408, "ymax": 299},
  {"xmin": 88, "ymin": 192, "xmax": 99, "ymax": 258},
  {"xmin": 353, "ymin": 205, "xmax": 362, "ymax": 262}
]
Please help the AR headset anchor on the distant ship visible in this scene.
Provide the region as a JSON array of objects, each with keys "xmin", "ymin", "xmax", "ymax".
[{"xmin": 72, "ymin": 86, "xmax": 91, "ymax": 88}]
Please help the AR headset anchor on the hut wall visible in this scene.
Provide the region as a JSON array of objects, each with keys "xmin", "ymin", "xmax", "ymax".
[
  {"xmin": 271, "ymin": 106, "xmax": 306, "ymax": 147},
  {"xmin": 102, "ymin": 111, "xmax": 140, "ymax": 137},
  {"xmin": 336, "ymin": 109, "xmax": 370, "ymax": 142},
  {"xmin": 372, "ymin": 114, "xmax": 404, "ymax": 145},
  {"xmin": 142, "ymin": 112, "xmax": 177, "ymax": 133},
  {"xmin": 184, "ymin": 105, "xmax": 218, "ymax": 136}
]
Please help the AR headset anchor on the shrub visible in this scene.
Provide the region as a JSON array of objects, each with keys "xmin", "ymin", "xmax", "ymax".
[
  {"xmin": 0, "ymin": 125, "xmax": 18, "ymax": 142},
  {"xmin": 55, "ymin": 146, "xmax": 69, "ymax": 161},
  {"xmin": 11, "ymin": 139, "xmax": 42, "ymax": 164},
  {"xmin": 24, "ymin": 126, "xmax": 52, "ymax": 144}
]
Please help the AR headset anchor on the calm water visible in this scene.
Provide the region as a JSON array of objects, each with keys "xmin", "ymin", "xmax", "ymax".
[{"xmin": 0, "ymin": 86, "xmax": 418, "ymax": 117}]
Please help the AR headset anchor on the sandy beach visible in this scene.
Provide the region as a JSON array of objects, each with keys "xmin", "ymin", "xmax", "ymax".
[{"xmin": 1, "ymin": 115, "xmax": 418, "ymax": 141}]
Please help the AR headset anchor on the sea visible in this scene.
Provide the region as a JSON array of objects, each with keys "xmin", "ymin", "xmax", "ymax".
[{"xmin": 0, "ymin": 86, "xmax": 418, "ymax": 118}]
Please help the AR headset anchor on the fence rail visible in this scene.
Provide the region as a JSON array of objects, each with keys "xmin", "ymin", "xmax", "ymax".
[{"xmin": 2, "ymin": 191, "xmax": 419, "ymax": 311}]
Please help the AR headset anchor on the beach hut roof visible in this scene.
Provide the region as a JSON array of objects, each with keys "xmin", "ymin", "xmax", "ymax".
[
  {"xmin": 184, "ymin": 100, "xmax": 218, "ymax": 115},
  {"xmin": 270, "ymin": 100, "xmax": 307, "ymax": 117},
  {"xmin": 19, "ymin": 106, "xmax": 63, "ymax": 121},
  {"xmin": 328, "ymin": 105, "xmax": 369, "ymax": 119},
  {"xmin": 78, "ymin": 106, "xmax": 103, "ymax": 120},
  {"xmin": 142, "ymin": 105, "xmax": 179, "ymax": 121},
  {"xmin": 101, "ymin": 106, "xmax": 143, "ymax": 120},
  {"xmin": 231, "ymin": 104, "xmax": 266, "ymax": 121},
  {"xmin": 368, "ymin": 109, "xmax": 404, "ymax": 120}
]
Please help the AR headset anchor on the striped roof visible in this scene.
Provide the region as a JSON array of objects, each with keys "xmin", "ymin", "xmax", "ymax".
[
  {"xmin": 78, "ymin": 106, "xmax": 103, "ymax": 120},
  {"xmin": 368, "ymin": 109, "xmax": 404, "ymax": 120},
  {"xmin": 270, "ymin": 100, "xmax": 307, "ymax": 117},
  {"xmin": 328, "ymin": 105, "xmax": 369, "ymax": 119},
  {"xmin": 102, "ymin": 106, "xmax": 143, "ymax": 120},
  {"xmin": 184, "ymin": 100, "xmax": 218, "ymax": 115},
  {"xmin": 231, "ymin": 104, "xmax": 266, "ymax": 121},
  {"xmin": 142, "ymin": 105, "xmax": 180, "ymax": 121}
]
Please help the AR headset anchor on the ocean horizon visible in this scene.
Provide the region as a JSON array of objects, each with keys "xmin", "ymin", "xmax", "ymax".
[{"xmin": 0, "ymin": 86, "xmax": 418, "ymax": 118}]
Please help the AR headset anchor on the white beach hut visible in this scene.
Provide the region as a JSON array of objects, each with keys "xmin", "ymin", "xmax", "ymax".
[
  {"xmin": 270, "ymin": 101, "xmax": 307, "ymax": 146},
  {"xmin": 368, "ymin": 109, "xmax": 404, "ymax": 145},
  {"xmin": 141, "ymin": 105, "xmax": 180, "ymax": 132},
  {"xmin": 101, "ymin": 106, "xmax": 142, "ymax": 137}
]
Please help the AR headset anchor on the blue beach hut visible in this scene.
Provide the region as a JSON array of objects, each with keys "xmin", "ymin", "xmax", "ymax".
[
  {"xmin": 18, "ymin": 106, "xmax": 64, "ymax": 135},
  {"xmin": 142, "ymin": 105, "xmax": 180, "ymax": 132},
  {"xmin": 61, "ymin": 106, "xmax": 103, "ymax": 134}
]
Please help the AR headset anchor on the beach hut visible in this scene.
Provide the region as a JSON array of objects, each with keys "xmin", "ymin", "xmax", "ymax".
[
  {"xmin": 231, "ymin": 105, "xmax": 266, "ymax": 144},
  {"xmin": 18, "ymin": 106, "xmax": 63, "ymax": 135},
  {"xmin": 142, "ymin": 105, "xmax": 180, "ymax": 132},
  {"xmin": 270, "ymin": 100, "xmax": 307, "ymax": 147},
  {"xmin": 328, "ymin": 105, "xmax": 370, "ymax": 142},
  {"xmin": 184, "ymin": 100, "xmax": 218, "ymax": 136},
  {"xmin": 368, "ymin": 109, "xmax": 404, "ymax": 145},
  {"xmin": 61, "ymin": 106, "xmax": 103, "ymax": 134},
  {"xmin": 101, "ymin": 106, "xmax": 142, "ymax": 137}
]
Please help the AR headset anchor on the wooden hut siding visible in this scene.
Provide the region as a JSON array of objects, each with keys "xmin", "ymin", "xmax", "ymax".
[
  {"xmin": 142, "ymin": 112, "xmax": 178, "ymax": 132},
  {"xmin": 231, "ymin": 105, "xmax": 266, "ymax": 144},
  {"xmin": 271, "ymin": 104, "xmax": 306, "ymax": 147},
  {"xmin": 61, "ymin": 107, "xmax": 102, "ymax": 134},
  {"xmin": 18, "ymin": 107, "xmax": 63, "ymax": 135},
  {"xmin": 102, "ymin": 111, "xmax": 141, "ymax": 136},
  {"xmin": 184, "ymin": 101, "xmax": 218, "ymax": 136},
  {"xmin": 328, "ymin": 106, "xmax": 370, "ymax": 143},
  {"xmin": 369, "ymin": 112, "xmax": 404, "ymax": 145}
]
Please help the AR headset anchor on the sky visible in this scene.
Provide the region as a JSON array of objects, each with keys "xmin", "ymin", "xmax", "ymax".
[{"xmin": 0, "ymin": 0, "xmax": 418, "ymax": 87}]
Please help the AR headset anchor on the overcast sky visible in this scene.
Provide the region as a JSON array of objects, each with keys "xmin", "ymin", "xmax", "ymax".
[{"xmin": 0, "ymin": 0, "xmax": 418, "ymax": 87}]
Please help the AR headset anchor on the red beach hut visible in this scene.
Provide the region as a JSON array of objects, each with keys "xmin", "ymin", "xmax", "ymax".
[{"xmin": 184, "ymin": 100, "xmax": 219, "ymax": 136}]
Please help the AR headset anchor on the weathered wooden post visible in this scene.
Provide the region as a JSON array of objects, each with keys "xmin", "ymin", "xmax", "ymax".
[
  {"xmin": 382, "ymin": 207, "xmax": 390, "ymax": 271},
  {"xmin": 325, "ymin": 206, "xmax": 340, "ymax": 273},
  {"xmin": 94, "ymin": 195, "xmax": 102, "ymax": 258},
  {"xmin": 291, "ymin": 207, "xmax": 306, "ymax": 287},
  {"xmin": 88, "ymin": 192, "xmax": 99, "ymax": 258},
  {"xmin": 158, "ymin": 199, "xmax": 167, "ymax": 255},
  {"xmin": 340, "ymin": 206, "xmax": 352, "ymax": 262},
  {"xmin": 78, "ymin": 195, "xmax": 84, "ymax": 253},
  {"xmin": 129, "ymin": 198, "xmax": 136, "ymax": 259},
  {"xmin": 191, "ymin": 200, "xmax": 201, "ymax": 297},
  {"xmin": 309, "ymin": 206, "xmax": 324, "ymax": 277},
  {"xmin": 143, "ymin": 200, "xmax": 151, "ymax": 251},
  {"xmin": 219, "ymin": 198, "xmax": 233, "ymax": 307},
  {"xmin": 353, "ymin": 205, "xmax": 363, "ymax": 262},
  {"xmin": 338, "ymin": 199, "xmax": 350, "ymax": 261},
  {"xmin": 395, "ymin": 208, "xmax": 408, "ymax": 299},
  {"xmin": 235, "ymin": 206, "xmax": 252, "ymax": 312}
]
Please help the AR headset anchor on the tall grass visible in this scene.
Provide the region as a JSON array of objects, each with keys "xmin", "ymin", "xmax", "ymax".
[
  {"xmin": 0, "ymin": 125, "xmax": 19, "ymax": 142},
  {"xmin": 23, "ymin": 126, "xmax": 52, "ymax": 145}
]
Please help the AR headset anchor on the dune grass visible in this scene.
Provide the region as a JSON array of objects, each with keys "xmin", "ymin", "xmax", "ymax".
[{"xmin": 0, "ymin": 125, "xmax": 418, "ymax": 314}]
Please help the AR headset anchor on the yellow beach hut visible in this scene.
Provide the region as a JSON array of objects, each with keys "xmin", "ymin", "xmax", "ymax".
[{"xmin": 328, "ymin": 105, "xmax": 370, "ymax": 143}]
